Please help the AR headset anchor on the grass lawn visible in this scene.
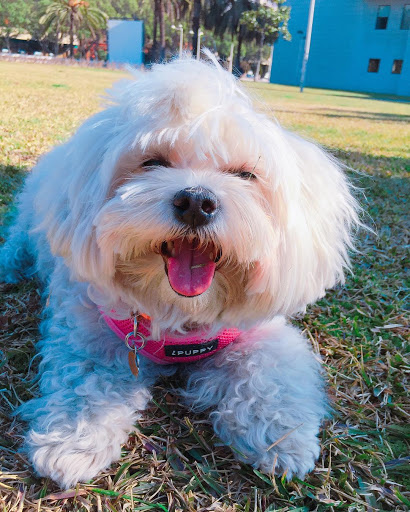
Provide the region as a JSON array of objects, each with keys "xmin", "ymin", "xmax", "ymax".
[{"xmin": 0, "ymin": 61, "xmax": 409, "ymax": 511}]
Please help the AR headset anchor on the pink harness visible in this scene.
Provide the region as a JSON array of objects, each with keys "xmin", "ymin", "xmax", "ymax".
[{"xmin": 102, "ymin": 312, "xmax": 242, "ymax": 365}]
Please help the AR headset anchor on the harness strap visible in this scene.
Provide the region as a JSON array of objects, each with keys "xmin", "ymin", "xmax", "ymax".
[{"xmin": 101, "ymin": 311, "xmax": 242, "ymax": 365}]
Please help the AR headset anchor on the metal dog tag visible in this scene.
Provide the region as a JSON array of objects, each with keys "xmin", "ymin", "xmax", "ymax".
[
  {"xmin": 128, "ymin": 348, "xmax": 140, "ymax": 377},
  {"xmin": 124, "ymin": 313, "xmax": 147, "ymax": 379}
]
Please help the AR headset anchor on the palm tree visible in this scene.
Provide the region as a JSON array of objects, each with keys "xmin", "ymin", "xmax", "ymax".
[{"xmin": 40, "ymin": 0, "xmax": 108, "ymax": 58}]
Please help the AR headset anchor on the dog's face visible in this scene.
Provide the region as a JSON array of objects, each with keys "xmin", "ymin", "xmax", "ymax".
[
  {"xmin": 36, "ymin": 57, "xmax": 359, "ymax": 333},
  {"xmin": 94, "ymin": 133, "xmax": 274, "ymax": 331}
]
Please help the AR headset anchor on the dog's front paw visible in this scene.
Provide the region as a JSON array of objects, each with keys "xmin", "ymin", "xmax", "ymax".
[
  {"xmin": 218, "ymin": 419, "xmax": 321, "ymax": 479},
  {"xmin": 26, "ymin": 427, "xmax": 126, "ymax": 489},
  {"xmin": 253, "ymin": 428, "xmax": 321, "ymax": 479}
]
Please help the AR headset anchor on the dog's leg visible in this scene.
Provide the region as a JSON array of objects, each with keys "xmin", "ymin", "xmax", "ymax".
[
  {"xmin": 181, "ymin": 317, "xmax": 328, "ymax": 479},
  {"xmin": 18, "ymin": 264, "xmax": 172, "ymax": 489}
]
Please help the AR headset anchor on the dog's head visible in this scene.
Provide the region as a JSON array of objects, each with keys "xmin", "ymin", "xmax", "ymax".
[{"xmin": 36, "ymin": 56, "xmax": 359, "ymax": 333}]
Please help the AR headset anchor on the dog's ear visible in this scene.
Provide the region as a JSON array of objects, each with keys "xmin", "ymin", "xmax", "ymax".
[
  {"xmin": 247, "ymin": 131, "xmax": 360, "ymax": 316},
  {"xmin": 32, "ymin": 106, "xmax": 125, "ymax": 282}
]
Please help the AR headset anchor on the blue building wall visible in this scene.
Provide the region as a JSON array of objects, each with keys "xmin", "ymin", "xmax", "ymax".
[
  {"xmin": 270, "ymin": 0, "xmax": 410, "ymax": 96},
  {"xmin": 108, "ymin": 19, "xmax": 144, "ymax": 66}
]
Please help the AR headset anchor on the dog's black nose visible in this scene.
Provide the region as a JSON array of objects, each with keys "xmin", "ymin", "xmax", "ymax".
[{"xmin": 173, "ymin": 186, "xmax": 219, "ymax": 228}]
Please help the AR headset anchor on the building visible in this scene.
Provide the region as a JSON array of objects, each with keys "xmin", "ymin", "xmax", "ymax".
[
  {"xmin": 107, "ymin": 19, "xmax": 144, "ymax": 65},
  {"xmin": 0, "ymin": 28, "xmax": 80, "ymax": 56},
  {"xmin": 270, "ymin": 0, "xmax": 410, "ymax": 96}
]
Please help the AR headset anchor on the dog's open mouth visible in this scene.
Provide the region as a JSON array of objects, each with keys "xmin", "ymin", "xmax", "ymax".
[{"xmin": 160, "ymin": 238, "xmax": 219, "ymax": 297}]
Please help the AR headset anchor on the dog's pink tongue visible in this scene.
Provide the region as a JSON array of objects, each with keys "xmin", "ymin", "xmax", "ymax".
[{"xmin": 167, "ymin": 239, "xmax": 216, "ymax": 297}]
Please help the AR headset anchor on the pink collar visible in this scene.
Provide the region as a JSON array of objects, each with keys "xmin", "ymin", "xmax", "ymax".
[{"xmin": 101, "ymin": 311, "xmax": 242, "ymax": 365}]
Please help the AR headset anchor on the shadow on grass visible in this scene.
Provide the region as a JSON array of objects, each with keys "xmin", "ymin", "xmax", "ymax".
[
  {"xmin": 353, "ymin": 173, "xmax": 409, "ymax": 228},
  {"xmin": 258, "ymin": 82, "xmax": 410, "ymax": 103},
  {"xmin": 330, "ymin": 92, "xmax": 410, "ymax": 103},
  {"xmin": 301, "ymin": 89, "xmax": 410, "ymax": 103},
  {"xmin": 274, "ymin": 106, "xmax": 410, "ymax": 123},
  {"xmin": 0, "ymin": 165, "xmax": 26, "ymax": 242},
  {"xmin": 0, "ymin": 165, "xmax": 25, "ymax": 204},
  {"xmin": 330, "ymin": 149, "xmax": 410, "ymax": 178},
  {"xmin": 0, "ymin": 152, "xmax": 408, "ymax": 509}
]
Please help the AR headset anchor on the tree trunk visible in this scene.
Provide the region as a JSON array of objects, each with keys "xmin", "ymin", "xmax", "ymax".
[
  {"xmin": 54, "ymin": 19, "xmax": 60, "ymax": 56},
  {"xmin": 40, "ymin": 38, "xmax": 48, "ymax": 54},
  {"xmin": 192, "ymin": 0, "xmax": 201, "ymax": 58},
  {"xmin": 254, "ymin": 30, "xmax": 265, "ymax": 81},
  {"xmin": 153, "ymin": 0, "xmax": 158, "ymax": 58},
  {"xmin": 94, "ymin": 33, "xmax": 100, "ymax": 60},
  {"xmin": 69, "ymin": 9, "xmax": 74, "ymax": 58},
  {"xmin": 79, "ymin": 37, "xmax": 86, "ymax": 58},
  {"xmin": 159, "ymin": 0, "xmax": 165, "ymax": 61},
  {"xmin": 235, "ymin": 24, "xmax": 244, "ymax": 71}
]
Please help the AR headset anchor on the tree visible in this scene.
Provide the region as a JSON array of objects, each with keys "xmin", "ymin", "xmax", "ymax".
[
  {"xmin": 96, "ymin": 0, "xmax": 140, "ymax": 18},
  {"xmin": 191, "ymin": 0, "xmax": 201, "ymax": 58},
  {"xmin": 204, "ymin": 0, "xmax": 253, "ymax": 69},
  {"xmin": 0, "ymin": 0, "xmax": 30, "ymax": 50},
  {"xmin": 158, "ymin": 0, "xmax": 166, "ymax": 60},
  {"xmin": 26, "ymin": 0, "xmax": 61, "ymax": 54},
  {"xmin": 152, "ymin": 0, "xmax": 186, "ymax": 61},
  {"xmin": 151, "ymin": 0, "xmax": 165, "ymax": 61},
  {"xmin": 152, "ymin": 0, "xmax": 159, "ymax": 54},
  {"xmin": 240, "ymin": 1, "xmax": 290, "ymax": 80},
  {"xmin": 40, "ymin": 0, "xmax": 107, "ymax": 58},
  {"xmin": 167, "ymin": 0, "xmax": 190, "ymax": 22}
]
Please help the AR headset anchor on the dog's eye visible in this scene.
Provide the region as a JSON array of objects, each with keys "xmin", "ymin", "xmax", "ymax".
[
  {"xmin": 236, "ymin": 171, "xmax": 257, "ymax": 180},
  {"xmin": 142, "ymin": 158, "xmax": 170, "ymax": 169}
]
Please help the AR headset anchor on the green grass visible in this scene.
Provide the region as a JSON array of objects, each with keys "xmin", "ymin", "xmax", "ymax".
[
  {"xmin": 246, "ymin": 81, "xmax": 410, "ymax": 167},
  {"xmin": 0, "ymin": 61, "xmax": 409, "ymax": 512}
]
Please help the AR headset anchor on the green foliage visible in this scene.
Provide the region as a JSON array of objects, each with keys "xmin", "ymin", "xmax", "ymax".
[
  {"xmin": 0, "ymin": 0, "xmax": 30, "ymax": 47},
  {"xmin": 95, "ymin": 0, "xmax": 144, "ymax": 19},
  {"xmin": 39, "ymin": 0, "xmax": 108, "ymax": 57},
  {"xmin": 204, "ymin": 0, "xmax": 253, "ymax": 39},
  {"xmin": 26, "ymin": 0, "xmax": 56, "ymax": 41},
  {"xmin": 239, "ymin": 2, "xmax": 289, "ymax": 79},
  {"xmin": 240, "ymin": 1, "xmax": 291, "ymax": 44},
  {"xmin": 40, "ymin": 0, "xmax": 108, "ymax": 36},
  {"xmin": 0, "ymin": 0, "xmax": 290, "ymax": 71},
  {"xmin": 0, "ymin": 0, "xmax": 292, "ymax": 71}
]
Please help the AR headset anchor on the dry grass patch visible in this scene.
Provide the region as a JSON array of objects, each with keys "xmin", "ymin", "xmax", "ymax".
[{"xmin": 0, "ymin": 62, "xmax": 409, "ymax": 511}]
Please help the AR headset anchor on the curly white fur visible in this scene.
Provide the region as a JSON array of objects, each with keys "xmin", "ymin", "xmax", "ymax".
[
  {"xmin": 0, "ymin": 54, "xmax": 359, "ymax": 488},
  {"xmin": 181, "ymin": 317, "xmax": 327, "ymax": 476}
]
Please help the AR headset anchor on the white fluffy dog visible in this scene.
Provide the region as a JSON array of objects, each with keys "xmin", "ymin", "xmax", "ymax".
[{"xmin": 0, "ymin": 55, "xmax": 359, "ymax": 489}]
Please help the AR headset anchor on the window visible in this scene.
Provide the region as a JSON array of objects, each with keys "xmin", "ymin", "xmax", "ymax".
[
  {"xmin": 368, "ymin": 59, "xmax": 380, "ymax": 72},
  {"xmin": 376, "ymin": 5, "xmax": 390, "ymax": 29},
  {"xmin": 392, "ymin": 59, "xmax": 403, "ymax": 74},
  {"xmin": 401, "ymin": 5, "xmax": 410, "ymax": 29}
]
